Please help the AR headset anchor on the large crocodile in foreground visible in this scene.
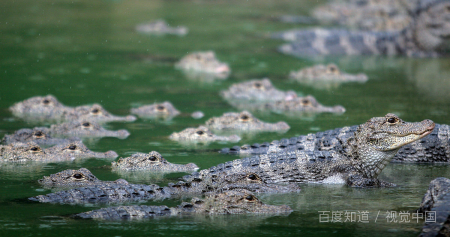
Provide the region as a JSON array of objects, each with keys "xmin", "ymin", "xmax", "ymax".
[
  {"xmin": 274, "ymin": 0, "xmax": 450, "ymax": 57},
  {"xmin": 220, "ymin": 123, "xmax": 450, "ymax": 163},
  {"xmin": 29, "ymin": 171, "xmax": 301, "ymax": 204},
  {"xmin": 0, "ymin": 141, "xmax": 118, "ymax": 162},
  {"xmin": 73, "ymin": 189, "xmax": 292, "ymax": 220},
  {"xmin": 196, "ymin": 113, "xmax": 435, "ymax": 187}
]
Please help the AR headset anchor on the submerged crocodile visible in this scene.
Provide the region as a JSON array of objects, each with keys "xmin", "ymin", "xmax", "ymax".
[
  {"xmin": 311, "ymin": 0, "xmax": 412, "ymax": 32},
  {"xmin": 111, "ymin": 151, "xmax": 199, "ymax": 172},
  {"xmin": 130, "ymin": 101, "xmax": 181, "ymax": 119},
  {"xmin": 29, "ymin": 171, "xmax": 301, "ymax": 204},
  {"xmin": 169, "ymin": 126, "xmax": 241, "ymax": 144},
  {"xmin": 73, "ymin": 189, "xmax": 292, "ymax": 220},
  {"xmin": 135, "ymin": 19, "xmax": 188, "ymax": 36},
  {"xmin": 274, "ymin": 0, "xmax": 450, "ymax": 57},
  {"xmin": 288, "ymin": 64, "xmax": 368, "ymax": 89},
  {"xmin": 221, "ymin": 78, "xmax": 345, "ymax": 113},
  {"xmin": 38, "ymin": 168, "xmax": 129, "ymax": 189},
  {"xmin": 1, "ymin": 127, "xmax": 77, "ymax": 146},
  {"xmin": 220, "ymin": 123, "xmax": 450, "ymax": 163},
  {"xmin": 418, "ymin": 177, "xmax": 450, "ymax": 237},
  {"xmin": 9, "ymin": 95, "xmax": 136, "ymax": 124},
  {"xmin": 204, "ymin": 111, "xmax": 290, "ymax": 133},
  {"xmin": 199, "ymin": 113, "xmax": 435, "ymax": 187},
  {"xmin": 0, "ymin": 141, "xmax": 118, "ymax": 162},
  {"xmin": 175, "ymin": 51, "xmax": 231, "ymax": 79}
]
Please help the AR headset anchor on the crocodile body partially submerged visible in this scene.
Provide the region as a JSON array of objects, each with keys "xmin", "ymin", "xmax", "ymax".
[
  {"xmin": 221, "ymin": 79, "xmax": 345, "ymax": 113},
  {"xmin": 111, "ymin": 151, "xmax": 199, "ymax": 172},
  {"xmin": 130, "ymin": 101, "xmax": 181, "ymax": 119},
  {"xmin": 74, "ymin": 189, "xmax": 292, "ymax": 220},
  {"xmin": 220, "ymin": 123, "xmax": 450, "ymax": 163},
  {"xmin": 175, "ymin": 51, "xmax": 231, "ymax": 80},
  {"xmin": 135, "ymin": 19, "xmax": 188, "ymax": 36},
  {"xmin": 0, "ymin": 141, "xmax": 118, "ymax": 162},
  {"xmin": 288, "ymin": 64, "xmax": 368, "ymax": 89},
  {"xmin": 274, "ymin": 0, "xmax": 450, "ymax": 57},
  {"xmin": 418, "ymin": 177, "xmax": 450, "ymax": 237},
  {"xmin": 204, "ymin": 111, "xmax": 290, "ymax": 133},
  {"xmin": 200, "ymin": 114, "xmax": 435, "ymax": 187},
  {"xmin": 1, "ymin": 127, "xmax": 77, "ymax": 146},
  {"xmin": 10, "ymin": 95, "xmax": 136, "ymax": 124},
  {"xmin": 29, "ymin": 171, "xmax": 301, "ymax": 204}
]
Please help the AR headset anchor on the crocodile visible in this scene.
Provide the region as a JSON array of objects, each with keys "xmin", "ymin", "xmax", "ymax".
[
  {"xmin": 73, "ymin": 189, "xmax": 292, "ymax": 220},
  {"xmin": 219, "ymin": 123, "xmax": 450, "ymax": 163},
  {"xmin": 48, "ymin": 120, "xmax": 130, "ymax": 139},
  {"xmin": 130, "ymin": 101, "xmax": 181, "ymax": 119},
  {"xmin": 9, "ymin": 95, "xmax": 136, "ymax": 124},
  {"xmin": 220, "ymin": 78, "xmax": 297, "ymax": 102},
  {"xmin": 38, "ymin": 168, "xmax": 129, "ymax": 189},
  {"xmin": 204, "ymin": 111, "xmax": 290, "ymax": 133},
  {"xmin": 311, "ymin": 0, "xmax": 413, "ymax": 32},
  {"xmin": 288, "ymin": 63, "xmax": 369, "ymax": 89},
  {"xmin": 135, "ymin": 19, "xmax": 188, "ymax": 36},
  {"xmin": 197, "ymin": 113, "xmax": 435, "ymax": 187},
  {"xmin": 1, "ymin": 127, "xmax": 78, "ymax": 146},
  {"xmin": 0, "ymin": 141, "xmax": 118, "ymax": 162},
  {"xmin": 418, "ymin": 177, "xmax": 450, "ymax": 237},
  {"xmin": 175, "ymin": 51, "xmax": 231, "ymax": 79},
  {"xmin": 29, "ymin": 171, "xmax": 301, "ymax": 204},
  {"xmin": 169, "ymin": 126, "xmax": 241, "ymax": 144},
  {"xmin": 111, "ymin": 151, "xmax": 199, "ymax": 172},
  {"xmin": 274, "ymin": 0, "xmax": 450, "ymax": 57}
]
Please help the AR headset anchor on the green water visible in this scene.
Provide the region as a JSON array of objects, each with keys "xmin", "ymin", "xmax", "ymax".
[{"xmin": 1, "ymin": 0, "xmax": 450, "ymax": 236}]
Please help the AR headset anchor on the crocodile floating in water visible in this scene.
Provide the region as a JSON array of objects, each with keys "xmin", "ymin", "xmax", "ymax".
[
  {"xmin": 1, "ymin": 127, "xmax": 78, "ymax": 146},
  {"xmin": 197, "ymin": 113, "xmax": 435, "ymax": 187},
  {"xmin": 220, "ymin": 123, "xmax": 450, "ymax": 163},
  {"xmin": 9, "ymin": 95, "xmax": 136, "ymax": 124},
  {"xmin": 175, "ymin": 51, "xmax": 231, "ymax": 80},
  {"xmin": 130, "ymin": 101, "xmax": 181, "ymax": 119},
  {"xmin": 274, "ymin": 0, "xmax": 450, "ymax": 57},
  {"xmin": 29, "ymin": 171, "xmax": 301, "ymax": 204},
  {"xmin": 221, "ymin": 78, "xmax": 345, "ymax": 114},
  {"xmin": 73, "ymin": 189, "xmax": 292, "ymax": 220},
  {"xmin": 135, "ymin": 19, "xmax": 188, "ymax": 36},
  {"xmin": 111, "ymin": 151, "xmax": 199, "ymax": 172},
  {"xmin": 418, "ymin": 177, "xmax": 450, "ymax": 237},
  {"xmin": 169, "ymin": 126, "xmax": 241, "ymax": 144},
  {"xmin": 204, "ymin": 111, "xmax": 290, "ymax": 133},
  {"xmin": 0, "ymin": 141, "xmax": 118, "ymax": 162},
  {"xmin": 288, "ymin": 63, "xmax": 368, "ymax": 89}
]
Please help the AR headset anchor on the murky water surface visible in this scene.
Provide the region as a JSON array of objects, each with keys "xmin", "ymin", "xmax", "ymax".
[{"xmin": 1, "ymin": 0, "xmax": 450, "ymax": 236}]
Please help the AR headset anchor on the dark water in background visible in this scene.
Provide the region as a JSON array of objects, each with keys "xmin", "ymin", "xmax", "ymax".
[{"xmin": 1, "ymin": 0, "xmax": 450, "ymax": 236}]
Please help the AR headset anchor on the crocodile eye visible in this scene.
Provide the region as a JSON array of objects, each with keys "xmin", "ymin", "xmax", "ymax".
[
  {"xmin": 149, "ymin": 156, "xmax": 158, "ymax": 161},
  {"xmin": 240, "ymin": 115, "xmax": 250, "ymax": 121},
  {"xmin": 42, "ymin": 99, "xmax": 50, "ymax": 105},
  {"xmin": 301, "ymin": 99, "xmax": 311, "ymax": 106},
  {"xmin": 156, "ymin": 105, "xmax": 166, "ymax": 112},
  {"xmin": 91, "ymin": 108, "xmax": 100, "ymax": 115},
  {"xmin": 254, "ymin": 82, "xmax": 263, "ymax": 89},
  {"xmin": 30, "ymin": 147, "xmax": 40, "ymax": 152},
  {"xmin": 327, "ymin": 65, "xmax": 339, "ymax": 74},
  {"xmin": 387, "ymin": 117, "xmax": 398, "ymax": 124},
  {"xmin": 73, "ymin": 173, "xmax": 84, "ymax": 179},
  {"xmin": 247, "ymin": 174, "xmax": 258, "ymax": 180},
  {"xmin": 68, "ymin": 145, "xmax": 77, "ymax": 150},
  {"xmin": 34, "ymin": 131, "xmax": 44, "ymax": 138},
  {"xmin": 245, "ymin": 195, "xmax": 256, "ymax": 202},
  {"xmin": 196, "ymin": 130, "xmax": 205, "ymax": 135},
  {"xmin": 82, "ymin": 122, "xmax": 91, "ymax": 127}
]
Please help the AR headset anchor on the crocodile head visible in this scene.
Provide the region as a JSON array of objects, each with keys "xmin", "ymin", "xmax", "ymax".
[
  {"xmin": 289, "ymin": 64, "xmax": 368, "ymax": 83},
  {"xmin": 347, "ymin": 113, "xmax": 435, "ymax": 178},
  {"xmin": 0, "ymin": 142, "xmax": 46, "ymax": 162},
  {"xmin": 169, "ymin": 126, "xmax": 241, "ymax": 143},
  {"xmin": 205, "ymin": 111, "xmax": 290, "ymax": 132},
  {"xmin": 220, "ymin": 78, "xmax": 297, "ymax": 102},
  {"xmin": 175, "ymin": 51, "xmax": 231, "ymax": 78},
  {"xmin": 414, "ymin": 0, "xmax": 450, "ymax": 52},
  {"xmin": 130, "ymin": 101, "xmax": 181, "ymax": 118},
  {"xmin": 185, "ymin": 189, "xmax": 293, "ymax": 214},
  {"xmin": 65, "ymin": 104, "xmax": 136, "ymax": 123},
  {"xmin": 9, "ymin": 95, "xmax": 69, "ymax": 122},
  {"xmin": 111, "ymin": 151, "xmax": 199, "ymax": 172},
  {"xmin": 45, "ymin": 141, "xmax": 118, "ymax": 160},
  {"xmin": 268, "ymin": 95, "xmax": 346, "ymax": 114},
  {"xmin": 38, "ymin": 168, "xmax": 101, "ymax": 188},
  {"xmin": 49, "ymin": 120, "xmax": 130, "ymax": 139}
]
